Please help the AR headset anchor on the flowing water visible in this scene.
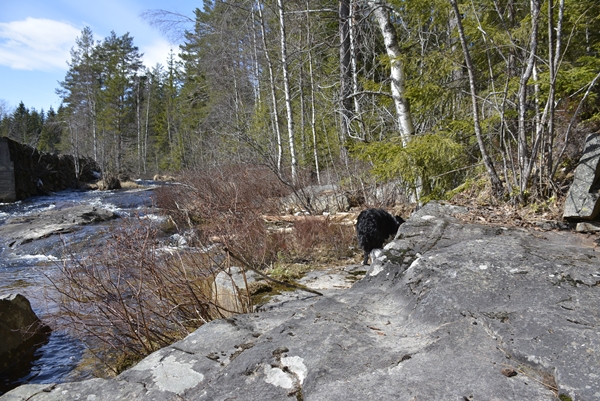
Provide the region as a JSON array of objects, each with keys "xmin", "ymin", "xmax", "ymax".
[{"xmin": 0, "ymin": 182, "xmax": 159, "ymax": 395}]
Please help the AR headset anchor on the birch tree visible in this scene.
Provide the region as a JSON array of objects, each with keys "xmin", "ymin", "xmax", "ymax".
[
  {"xmin": 339, "ymin": 0, "xmax": 353, "ymax": 140},
  {"xmin": 367, "ymin": 0, "xmax": 415, "ymax": 146},
  {"xmin": 277, "ymin": 0, "xmax": 298, "ymax": 182},
  {"xmin": 256, "ymin": 0, "xmax": 284, "ymax": 173}
]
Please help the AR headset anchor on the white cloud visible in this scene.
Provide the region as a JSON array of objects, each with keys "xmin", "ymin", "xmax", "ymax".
[
  {"xmin": 0, "ymin": 17, "xmax": 80, "ymax": 71},
  {"xmin": 140, "ymin": 38, "xmax": 178, "ymax": 68}
]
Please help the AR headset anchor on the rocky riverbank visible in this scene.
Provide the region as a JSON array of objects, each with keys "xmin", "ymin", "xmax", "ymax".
[{"xmin": 2, "ymin": 201, "xmax": 598, "ymax": 401}]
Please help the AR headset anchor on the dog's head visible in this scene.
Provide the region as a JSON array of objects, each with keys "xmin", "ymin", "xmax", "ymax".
[{"xmin": 394, "ymin": 216, "xmax": 405, "ymax": 227}]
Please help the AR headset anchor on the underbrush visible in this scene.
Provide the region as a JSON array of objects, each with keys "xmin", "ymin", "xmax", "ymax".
[
  {"xmin": 284, "ymin": 215, "xmax": 357, "ymax": 263},
  {"xmin": 49, "ymin": 217, "xmax": 253, "ymax": 375},
  {"xmin": 449, "ymin": 174, "xmax": 568, "ymax": 228},
  {"xmin": 154, "ymin": 165, "xmax": 358, "ymax": 269},
  {"xmin": 51, "ymin": 165, "xmax": 360, "ymax": 374}
]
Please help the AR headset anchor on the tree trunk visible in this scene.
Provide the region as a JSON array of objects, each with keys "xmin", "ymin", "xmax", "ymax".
[
  {"xmin": 250, "ymin": 7, "xmax": 262, "ymax": 107},
  {"xmin": 277, "ymin": 0, "xmax": 298, "ymax": 183},
  {"xmin": 144, "ymin": 82, "xmax": 150, "ymax": 174},
  {"xmin": 517, "ymin": 0, "xmax": 541, "ymax": 193},
  {"xmin": 349, "ymin": 0, "xmax": 365, "ymax": 139},
  {"xmin": 367, "ymin": 0, "xmax": 415, "ymax": 146},
  {"xmin": 257, "ymin": 0, "xmax": 283, "ymax": 174},
  {"xmin": 307, "ymin": 1, "xmax": 321, "ymax": 184},
  {"xmin": 339, "ymin": 0, "xmax": 353, "ymax": 140},
  {"xmin": 546, "ymin": 0, "xmax": 564, "ymax": 179},
  {"xmin": 449, "ymin": 0, "xmax": 504, "ymax": 197}
]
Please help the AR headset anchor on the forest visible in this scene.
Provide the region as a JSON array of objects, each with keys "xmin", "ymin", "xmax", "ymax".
[{"xmin": 1, "ymin": 0, "xmax": 599, "ymax": 204}]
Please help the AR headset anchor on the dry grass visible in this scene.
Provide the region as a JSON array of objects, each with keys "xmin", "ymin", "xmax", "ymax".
[
  {"xmin": 449, "ymin": 175, "xmax": 568, "ymax": 229},
  {"xmin": 119, "ymin": 180, "xmax": 143, "ymax": 189}
]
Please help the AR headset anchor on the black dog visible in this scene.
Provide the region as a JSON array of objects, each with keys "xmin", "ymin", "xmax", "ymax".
[{"xmin": 356, "ymin": 208, "xmax": 405, "ymax": 265}]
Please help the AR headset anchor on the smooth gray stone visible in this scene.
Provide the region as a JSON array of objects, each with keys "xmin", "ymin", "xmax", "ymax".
[
  {"xmin": 4, "ymin": 202, "xmax": 598, "ymax": 401},
  {"xmin": 0, "ymin": 204, "xmax": 116, "ymax": 248},
  {"xmin": 564, "ymin": 132, "xmax": 600, "ymax": 220}
]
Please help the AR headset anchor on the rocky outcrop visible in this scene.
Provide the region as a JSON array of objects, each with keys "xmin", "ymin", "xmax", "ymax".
[
  {"xmin": 0, "ymin": 294, "xmax": 50, "ymax": 373},
  {"xmin": 0, "ymin": 137, "xmax": 100, "ymax": 202},
  {"xmin": 3, "ymin": 202, "xmax": 599, "ymax": 401},
  {"xmin": 563, "ymin": 133, "xmax": 600, "ymax": 222},
  {"xmin": 0, "ymin": 204, "xmax": 117, "ymax": 249}
]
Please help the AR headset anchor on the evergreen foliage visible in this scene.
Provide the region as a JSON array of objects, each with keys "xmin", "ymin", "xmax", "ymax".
[
  {"xmin": 1, "ymin": 0, "xmax": 599, "ymax": 201},
  {"xmin": 353, "ymin": 132, "xmax": 467, "ymax": 201}
]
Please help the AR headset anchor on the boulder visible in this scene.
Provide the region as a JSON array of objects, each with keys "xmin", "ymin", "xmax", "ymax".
[
  {"xmin": 563, "ymin": 132, "xmax": 600, "ymax": 220},
  {"xmin": 0, "ymin": 294, "xmax": 50, "ymax": 372},
  {"xmin": 153, "ymin": 174, "xmax": 176, "ymax": 182},
  {"xmin": 212, "ymin": 266, "xmax": 257, "ymax": 316},
  {"xmin": 97, "ymin": 174, "xmax": 121, "ymax": 191},
  {"xmin": 365, "ymin": 180, "xmax": 406, "ymax": 206},
  {"xmin": 3, "ymin": 202, "xmax": 600, "ymax": 401}
]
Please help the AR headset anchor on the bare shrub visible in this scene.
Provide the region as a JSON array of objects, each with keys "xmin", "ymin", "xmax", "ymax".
[
  {"xmin": 155, "ymin": 165, "xmax": 359, "ymax": 266},
  {"xmin": 154, "ymin": 165, "xmax": 291, "ymax": 269},
  {"xmin": 48, "ymin": 164, "xmax": 361, "ymax": 375},
  {"xmin": 289, "ymin": 216, "xmax": 356, "ymax": 263},
  {"xmin": 49, "ymin": 217, "xmax": 251, "ymax": 374}
]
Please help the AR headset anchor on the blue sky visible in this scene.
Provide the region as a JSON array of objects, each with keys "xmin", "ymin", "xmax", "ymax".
[{"xmin": 0, "ymin": 0, "xmax": 201, "ymax": 114}]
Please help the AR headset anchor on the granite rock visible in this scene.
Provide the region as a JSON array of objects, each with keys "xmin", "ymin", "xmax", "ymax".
[
  {"xmin": 563, "ymin": 132, "xmax": 600, "ymax": 220},
  {"xmin": 3, "ymin": 202, "xmax": 599, "ymax": 401},
  {"xmin": 0, "ymin": 294, "xmax": 50, "ymax": 373}
]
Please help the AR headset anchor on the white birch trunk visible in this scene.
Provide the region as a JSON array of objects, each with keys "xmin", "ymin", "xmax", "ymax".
[
  {"xmin": 277, "ymin": 0, "xmax": 298, "ymax": 183},
  {"xmin": 257, "ymin": 1, "xmax": 283, "ymax": 173},
  {"xmin": 307, "ymin": 1, "xmax": 321, "ymax": 184},
  {"xmin": 250, "ymin": 7, "xmax": 262, "ymax": 106},
  {"xmin": 547, "ymin": 0, "xmax": 564, "ymax": 175},
  {"xmin": 367, "ymin": 0, "xmax": 415, "ymax": 146},
  {"xmin": 339, "ymin": 0, "xmax": 352, "ymax": 140}
]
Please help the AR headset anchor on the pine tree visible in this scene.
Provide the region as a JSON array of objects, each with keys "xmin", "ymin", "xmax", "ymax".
[
  {"xmin": 95, "ymin": 31, "xmax": 143, "ymax": 174},
  {"xmin": 38, "ymin": 107, "xmax": 63, "ymax": 153}
]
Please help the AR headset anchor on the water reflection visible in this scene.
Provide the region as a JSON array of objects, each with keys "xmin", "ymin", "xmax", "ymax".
[{"xmin": 0, "ymin": 332, "xmax": 85, "ymax": 395}]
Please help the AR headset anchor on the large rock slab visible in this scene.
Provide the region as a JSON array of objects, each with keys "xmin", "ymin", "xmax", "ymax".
[
  {"xmin": 0, "ymin": 204, "xmax": 117, "ymax": 249},
  {"xmin": 280, "ymin": 185, "xmax": 352, "ymax": 214},
  {"xmin": 563, "ymin": 132, "xmax": 600, "ymax": 220},
  {"xmin": 2, "ymin": 202, "xmax": 599, "ymax": 401}
]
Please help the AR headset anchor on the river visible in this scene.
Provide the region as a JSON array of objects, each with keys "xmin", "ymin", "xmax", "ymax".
[{"xmin": 0, "ymin": 182, "xmax": 159, "ymax": 394}]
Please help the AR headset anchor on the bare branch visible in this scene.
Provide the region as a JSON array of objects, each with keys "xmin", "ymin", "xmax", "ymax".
[{"xmin": 140, "ymin": 9, "xmax": 195, "ymax": 43}]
